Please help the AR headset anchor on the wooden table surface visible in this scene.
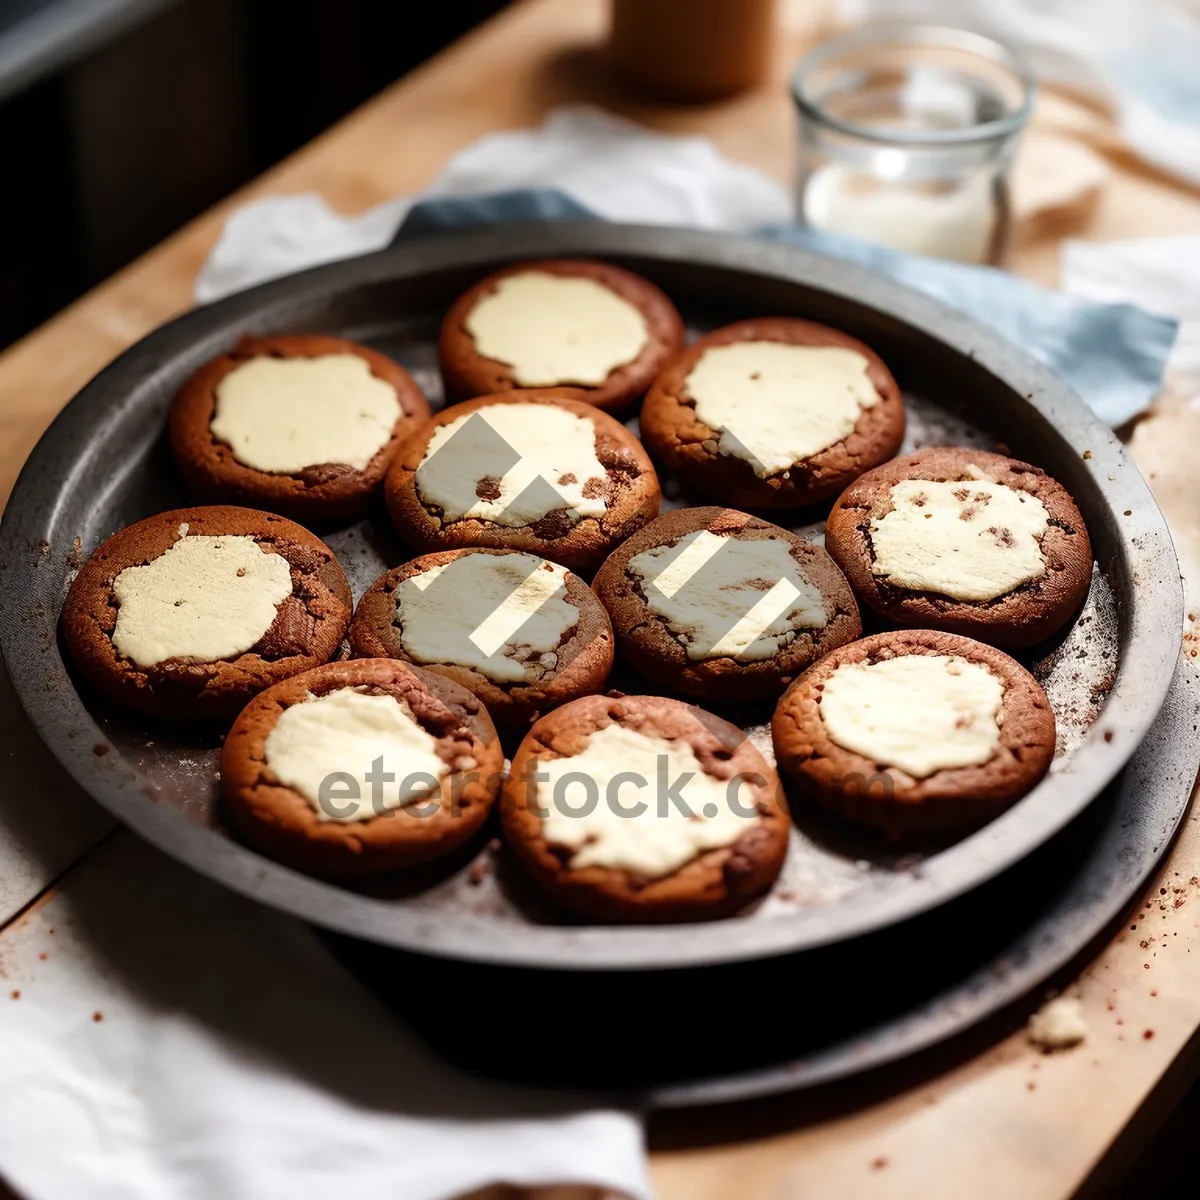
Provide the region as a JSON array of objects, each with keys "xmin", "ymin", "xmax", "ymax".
[{"xmin": 2, "ymin": 1, "xmax": 1200, "ymax": 1196}]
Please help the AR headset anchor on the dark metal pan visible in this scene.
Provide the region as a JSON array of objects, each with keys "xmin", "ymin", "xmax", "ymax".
[{"xmin": 0, "ymin": 223, "xmax": 1183, "ymax": 975}]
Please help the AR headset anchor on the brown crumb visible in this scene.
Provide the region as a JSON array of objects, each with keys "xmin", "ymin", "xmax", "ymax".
[
  {"xmin": 1143, "ymin": 1029, "xmax": 1155, "ymax": 1040},
  {"xmin": 1083, "ymin": 450, "xmax": 1092, "ymax": 459},
  {"xmin": 92, "ymin": 1011, "xmax": 103, "ymax": 1022},
  {"xmin": 1027, "ymin": 1081, "xmax": 1037, "ymax": 1091},
  {"xmin": 474, "ymin": 475, "xmax": 503, "ymax": 502},
  {"xmin": 10, "ymin": 990, "xmax": 19, "ymax": 1000},
  {"xmin": 467, "ymin": 861, "xmax": 488, "ymax": 887},
  {"xmin": 871, "ymin": 1157, "xmax": 888, "ymax": 1171},
  {"xmin": 38, "ymin": 953, "xmax": 47, "ymax": 961}
]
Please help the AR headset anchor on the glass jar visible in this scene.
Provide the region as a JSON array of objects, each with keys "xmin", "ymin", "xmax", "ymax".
[{"xmin": 791, "ymin": 24, "xmax": 1035, "ymax": 265}]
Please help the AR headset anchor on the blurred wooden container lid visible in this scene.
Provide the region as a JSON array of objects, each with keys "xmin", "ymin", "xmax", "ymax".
[{"xmin": 607, "ymin": 0, "xmax": 777, "ymax": 102}]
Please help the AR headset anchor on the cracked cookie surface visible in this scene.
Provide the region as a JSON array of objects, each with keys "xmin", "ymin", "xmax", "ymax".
[
  {"xmin": 169, "ymin": 334, "xmax": 430, "ymax": 525},
  {"xmin": 61, "ymin": 506, "xmax": 353, "ymax": 723},
  {"xmin": 221, "ymin": 658, "xmax": 503, "ymax": 876},
  {"xmin": 824, "ymin": 447, "xmax": 1093, "ymax": 648},
  {"xmin": 639, "ymin": 317, "xmax": 905, "ymax": 508},
  {"xmin": 439, "ymin": 258, "xmax": 685, "ymax": 414},
  {"xmin": 771, "ymin": 629, "xmax": 1056, "ymax": 832},
  {"xmin": 349, "ymin": 547, "xmax": 614, "ymax": 729},
  {"xmin": 385, "ymin": 392, "xmax": 661, "ymax": 574},
  {"xmin": 502, "ymin": 693, "xmax": 789, "ymax": 922},
  {"xmin": 593, "ymin": 507, "xmax": 861, "ymax": 700}
]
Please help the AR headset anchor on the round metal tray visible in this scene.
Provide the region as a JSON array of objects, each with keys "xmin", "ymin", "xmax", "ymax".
[{"xmin": 0, "ymin": 223, "xmax": 1183, "ymax": 974}]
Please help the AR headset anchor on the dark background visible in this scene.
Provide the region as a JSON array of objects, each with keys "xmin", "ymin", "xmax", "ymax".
[{"xmin": 0, "ymin": 0, "xmax": 510, "ymax": 351}]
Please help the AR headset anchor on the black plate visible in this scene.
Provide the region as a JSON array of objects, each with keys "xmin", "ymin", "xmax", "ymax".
[{"xmin": 0, "ymin": 223, "xmax": 1183, "ymax": 976}]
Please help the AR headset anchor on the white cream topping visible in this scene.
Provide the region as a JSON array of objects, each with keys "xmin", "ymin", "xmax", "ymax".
[
  {"xmin": 111, "ymin": 533, "xmax": 293, "ymax": 667},
  {"xmin": 464, "ymin": 271, "xmax": 649, "ymax": 387},
  {"xmin": 210, "ymin": 353, "xmax": 401, "ymax": 473},
  {"xmin": 870, "ymin": 479, "xmax": 1050, "ymax": 602},
  {"xmin": 685, "ymin": 341, "xmax": 880, "ymax": 477},
  {"xmin": 264, "ymin": 687, "xmax": 448, "ymax": 823},
  {"xmin": 628, "ymin": 530, "xmax": 827, "ymax": 661},
  {"xmin": 819, "ymin": 654, "xmax": 1004, "ymax": 779},
  {"xmin": 395, "ymin": 552, "xmax": 578, "ymax": 683},
  {"xmin": 415, "ymin": 403, "xmax": 608, "ymax": 526},
  {"xmin": 538, "ymin": 723, "xmax": 760, "ymax": 878}
]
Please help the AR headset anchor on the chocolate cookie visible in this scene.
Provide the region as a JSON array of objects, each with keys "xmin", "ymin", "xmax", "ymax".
[
  {"xmin": 501, "ymin": 693, "xmax": 789, "ymax": 922},
  {"xmin": 385, "ymin": 392, "xmax": 662, "ymax": 574},
  {"xmin": 771, "ymin": 629, "xmax": 1056, "ymax": 832},
  {"xmin": 169, "ymin": 334, "xmax": 431, "ymax": 524},
  {"xmin": 61, "ymin": 506, "xmax": 352, "ymax": 723},
  {"xmin": 349, "ymin": 548, "xmax": 614, "ymax": 728},
  {"xmin": 222, "ymin": 658, "xmax": 504, "ymax": 876},
  {"xmin": 640, "ymin": 318, "xmax": 905, "ymax": 508},
  {"xmin": 439, "ymin": 258, "xmax": 685, "ymax": 413},
  {"xmin": 824, "ymin": 447, "xmax": 1093, "ymax": 648},
  {"xmin": 593, "ymin": 507, "xmax": 861, "ymax": 700}
]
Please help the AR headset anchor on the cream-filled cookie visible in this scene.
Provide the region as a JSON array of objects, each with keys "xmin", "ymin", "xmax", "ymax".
[
  {"xmin": 640, "ymin": 318, "xmax": 905, "ymax": 508},
  {"xmin": 222, "ymin": 659, "xmax": 504, "ymax": 876},
  {"xmin": 170, "ymin": 334, "xmax": 430, "ymax": 524},
  {"xmin": 439, "ymin": 259, "xmax": 685, "ymax": 413},
  {"xmin": 593, "ymin": 507, "xmax": 860, "ymax": 699},
  {"xmin": 501, "ymin": 693, "xmax": 789, "ymax": 921},
  {"xmin": 349, "ymin": 548, "xmax": 614, "ymax": 728},
  {"xmin": 385, "ymin": 392, "xmax": 661, "ymax": 574},
  {"xmin": 772, "ymin": 630, "xmax": 1056, "ymax": 832},
  {"xmin": 60, "ymin": 506, "xmax": 352, "ymax": 723},
  {"xmin": 825, "ymin": 447, "xmax": 1093, "ymax": 648}
]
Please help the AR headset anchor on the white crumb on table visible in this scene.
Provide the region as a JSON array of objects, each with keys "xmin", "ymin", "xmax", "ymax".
[{"xmin": 1027, "ymin": 996, "xmax": 1089, "ymax": 1052}]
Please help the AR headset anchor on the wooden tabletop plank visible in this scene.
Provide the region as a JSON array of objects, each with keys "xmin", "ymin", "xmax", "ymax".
[{"xmin": 1, "ymin": 1, "xmax": 1199, "ymax": 1195}]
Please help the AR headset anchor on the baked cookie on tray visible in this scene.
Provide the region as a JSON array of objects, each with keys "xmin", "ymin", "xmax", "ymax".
[
  {"xmin": 771, "ymin": 630, "xmax": 1056, "ymax": 833},
  {"xmin": 169, "ymin": 334, "xmax": 431, "ymax": 524},
  {"xmin": 439, "ymin": 258, "xmax": 685, "ymax": 413},
  {"xmin": 593, "ymin": 507, "xmax": 860, "ymax": 700},
  {"xmin": 639, "ymin": 317, "xmax": 905, "ymax": 508},
  {"xmin": 385, "ymin": 392, "xmax": 661, "ymax": 574},
  {"xmin": 222, "ymin": 659, "xmax": 504, "ymax": 876},
  {"xmin": 501, "ymin": 693, "xmax": 790, "ymax": 922},
  {"xmin": 349, "ymin": 548, "xmax": 614, "ymax": 728},
  {"xmin": 61, "ymin": 506, "xmax": 352, "ymax": 723},
  {"xmin": 824, "ymin": 447, "xmax": 1093, "ymax": 648}
]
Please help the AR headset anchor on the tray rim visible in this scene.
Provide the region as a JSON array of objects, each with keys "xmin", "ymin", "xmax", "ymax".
[{"xmin": 0, "ymin": 221, "xmax": 1183, "ymax": 970}]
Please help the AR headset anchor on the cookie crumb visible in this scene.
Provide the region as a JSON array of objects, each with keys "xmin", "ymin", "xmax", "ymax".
[
  {"xmin": 1028, "ymin": 996, "xmax": 1088, "ymax": 1051},
  {"xmin": 92, "ymin": 1011, "xmax": 104, "ymax": 1022}
]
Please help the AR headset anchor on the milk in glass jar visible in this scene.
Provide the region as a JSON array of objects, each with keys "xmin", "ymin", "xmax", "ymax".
[{"xmin": 792, "ymin": 25, "xmax": 1035, "ymax": 265}]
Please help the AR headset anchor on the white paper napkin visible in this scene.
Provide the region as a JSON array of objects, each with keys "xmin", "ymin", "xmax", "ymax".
[
  {"xmin": 0, "ymin": 834, "xmax": 650, "ymax": 1200},
  {"xmin": 195, "ymin": 107, "xmax": 792, "ymax": 303}
]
